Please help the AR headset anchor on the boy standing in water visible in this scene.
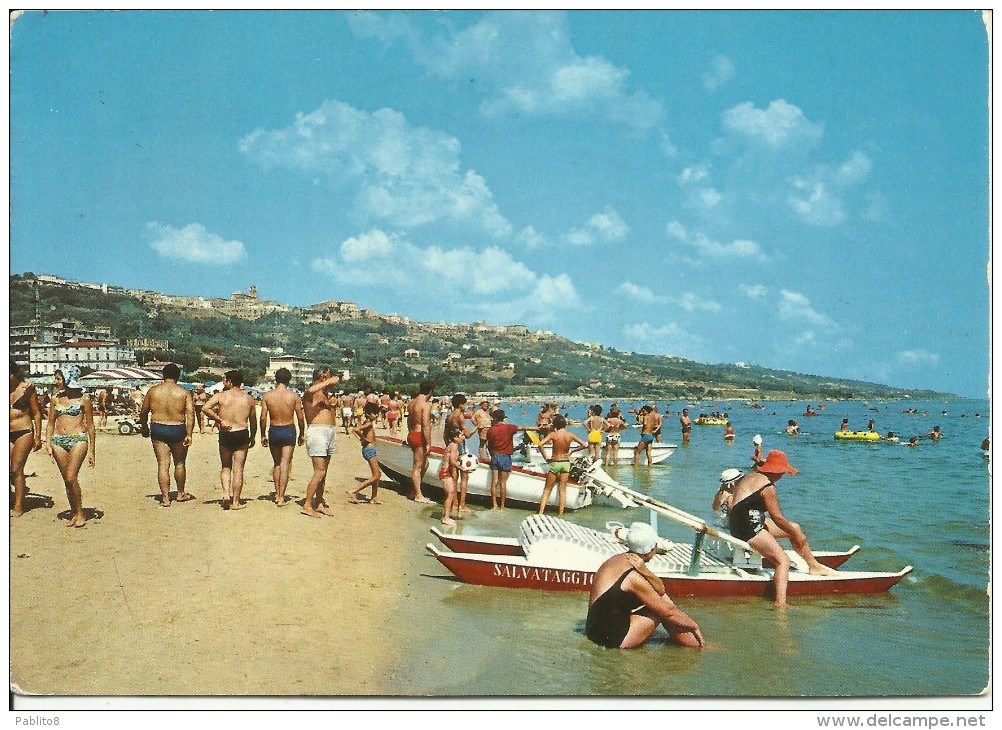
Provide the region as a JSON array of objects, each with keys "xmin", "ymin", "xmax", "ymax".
[
  {"xmin": 485, "ymin": 409, "xmax": 531, "ymax": 510},
  {"xmin": 536, "ymin": 414, "xmax": 589, "ymax": 517}
]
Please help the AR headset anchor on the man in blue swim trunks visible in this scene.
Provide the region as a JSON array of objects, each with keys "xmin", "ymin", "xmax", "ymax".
[
  {"xmin": 139, "ymin": 363, "xmax": 196, "ymax": 507},
  {"xmin": 203, "ymin": 370, "xmax": 257, "ymax": 510},
  {"xmin": 633, "ymin": 406, "xmax": 656, "ymax": 466},
  {"xmin": 260, "ymin": 367, "xmax": 306, "ymax": 507}
]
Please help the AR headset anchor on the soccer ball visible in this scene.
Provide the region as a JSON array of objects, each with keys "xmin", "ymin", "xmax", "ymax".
[{"xmin": 458, "ymin": 453, "xmax": 479, "ymax": 472}]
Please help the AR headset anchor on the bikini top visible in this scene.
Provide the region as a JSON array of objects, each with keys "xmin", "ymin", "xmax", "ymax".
[
  {"xmin": 55, "ymin": 402, "xmax": 84, "ymax": 417},
  {"xmin": 10, "ymin": 385, "xmax": 32, "ymax": 412}
]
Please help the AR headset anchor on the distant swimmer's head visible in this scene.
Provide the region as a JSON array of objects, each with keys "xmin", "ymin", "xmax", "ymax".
[{"xmin": 626, "ymin": 522, "xmax": 658, "ymax": 555}]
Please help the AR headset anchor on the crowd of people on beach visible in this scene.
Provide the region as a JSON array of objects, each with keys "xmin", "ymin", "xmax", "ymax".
[{"xmin": 10, "ymin": 359, "xmax": 983, "ymax": 653}]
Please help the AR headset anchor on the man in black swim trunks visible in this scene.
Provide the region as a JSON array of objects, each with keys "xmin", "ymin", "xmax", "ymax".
[
  {"xmin": 202, "ymin": 370, "xmax": 257, "ymax": 510},
  {"xmin": 139, "ymin": 363, "xmax": 195, "ymax": 507}
]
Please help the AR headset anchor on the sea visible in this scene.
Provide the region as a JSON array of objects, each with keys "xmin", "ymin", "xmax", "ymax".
[{"xmin": 386, "ymin": 398, "xmax": 991, "ymax": 701}]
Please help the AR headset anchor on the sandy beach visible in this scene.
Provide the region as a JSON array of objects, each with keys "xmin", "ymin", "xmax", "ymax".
[{"xmin": 10, "ymin": 422, "xmax": 448, "ymax": 697}]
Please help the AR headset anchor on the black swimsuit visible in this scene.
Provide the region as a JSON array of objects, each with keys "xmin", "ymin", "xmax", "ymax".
[
  {"xmin": 586, "ymin": 568, "xmax": 643, "ymax": 648},
  {"xmin": 728, "ymin": 482, "xmax": 773, "ymax": 541}
]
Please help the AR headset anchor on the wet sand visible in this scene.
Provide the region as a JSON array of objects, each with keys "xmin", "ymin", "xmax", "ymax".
[{"xmin": 9, "ymin": 423, "xmax": 448, "ymax": 697}]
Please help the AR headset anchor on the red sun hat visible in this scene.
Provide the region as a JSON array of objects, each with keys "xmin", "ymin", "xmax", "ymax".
[{"xmin": 756, "ymin": 450, "xmax": 799, "ymax": 476}]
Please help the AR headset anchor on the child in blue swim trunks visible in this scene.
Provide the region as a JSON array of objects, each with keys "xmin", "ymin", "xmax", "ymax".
[{"xmin": 348, "ymin": 403, "xmax": 383, "ymax": 505}]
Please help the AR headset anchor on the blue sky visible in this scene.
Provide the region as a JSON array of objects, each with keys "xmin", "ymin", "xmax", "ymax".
[{"xmin": 9, "ymin": 10, "xmax": 991, "ymax": 397}]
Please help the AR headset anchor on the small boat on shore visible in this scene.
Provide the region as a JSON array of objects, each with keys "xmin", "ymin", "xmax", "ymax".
[
  {"xmin": 426, "ymin": 515, "xmax": 912, "ymax": 597},
  {"xmin": 430, "ymin": 521, "xmax": 860, "ymax": 569},
  {"xmin": 376, "ymin": 438, "xmax": 638, "ymax": 511},
  {"xmin": 528, "ymin": 441, "xmax": 676, "ymax": 465}
]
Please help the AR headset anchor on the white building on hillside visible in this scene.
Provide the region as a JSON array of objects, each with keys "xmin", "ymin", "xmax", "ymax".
[
  {"xmin": 29, "ymin": 340, "xmax": 137, "ymax": 376},
  {"xmin": 265, "ymin": 355, "xmax": 316, "ymax": 388}
]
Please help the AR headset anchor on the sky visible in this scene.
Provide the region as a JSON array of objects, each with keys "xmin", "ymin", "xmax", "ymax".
[{"xmin": 8, "ymin": 10, "xmax": 992, "ymax": 398}]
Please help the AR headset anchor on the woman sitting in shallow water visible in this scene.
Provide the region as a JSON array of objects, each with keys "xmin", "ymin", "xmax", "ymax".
[{"xmin": 585, "ymin": 522, "xmax": 704, "ymax": 650}]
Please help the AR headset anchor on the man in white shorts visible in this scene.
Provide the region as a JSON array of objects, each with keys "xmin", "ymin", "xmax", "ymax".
[{"xmin": 302, "ymin": 367, "xmax": 341, "ymax": 518}]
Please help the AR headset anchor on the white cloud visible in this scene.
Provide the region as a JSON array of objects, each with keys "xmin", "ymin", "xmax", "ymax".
[
  {"xmin": 312, "ymin": 228, "xmax": 578, "ymax": 325},
  {"xmin": 618, "ymin": 281, "xmax": 721, "ymax": 313},
  {"xmin": 351, "ymin": 11, "xmax": 663, "ymax": 133},
  {"xmin": 515, "ymin": 226, "xmax": 550, "ymax": 249},
  {"xmin": 775, "ymin": 289, "xmax": 837, "ymax": 330},
  {"xmin": 623, "ymin": 321, "xmax": 706, "ymax": 359},
  {"xmin": 722, "ymin": 99, "xmax": 824, "ymax": 150},
  {"xmin": 422, "ymin": 245, "xmax": 536, "ymax": 295},
  {"xmin": 564, "ymin": 208, "xmax": 629, "ymax": 246},
  {"xmin": 787, "ymin": 150, "xmax": 872, "ymax": 226},
  {"xmin": 740, "ymin": 284, "xmax": 769, "ymax": 299},
  {"xmin": 703, "ymin": 55, "xmax": 735, "ymax": 91},
  {"xmin": 788, "ymin": 179, "xmax": 846, "ymax": 226},
  {"xmin": 665, "ymin": 220, "xmax": 766, "ymax": 261},
  {"xmin": 678, "ymin": 292, "xmax": 722, "ymax": 313},
  {"xmin": 897, "ymin": 349, "xmax": 940, "ymax": 366},
  {"xmin": 340, "ymin": 229, "xmax": 395, "ymax": 262},
  {"xmin": 240, "ymin": 100, "xmax": 512, "ymax": 237},
  {"xmin": 617, "ymin": 282, "xmax": 667, "ymax": 304},
  {"xmin": 147, "ymin": 222, "xmax": 246, "ymax": 265},
  {"xmin": 678, "ymin": 164, "xmax": 710, "ymax": 185},
  {"xmin": 834, "ymin": 150, "xmax": 873, "ymax": 186}
]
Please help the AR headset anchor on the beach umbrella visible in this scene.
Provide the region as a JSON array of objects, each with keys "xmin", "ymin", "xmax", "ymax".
[{"xmin": 77, "ymin": 367, "xmax": 162, "ymax": 386}]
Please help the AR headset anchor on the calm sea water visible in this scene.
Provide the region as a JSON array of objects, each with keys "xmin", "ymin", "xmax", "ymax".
[{"xmin": 389, "ymin": 399, "xmax": 990, "ymax": 698}]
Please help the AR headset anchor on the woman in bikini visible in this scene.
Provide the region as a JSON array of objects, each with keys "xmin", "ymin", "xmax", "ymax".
[
  {"xmin": 586, "ymin": 522, "xmax": 704, "ymax": 649},
  {"xmin": 10, "ymin": 360, "xmax": 43, "ymax": 516},
  {"xmin": 583, "ymin": 404, "xmax": 606, "ymax": 461},
  {"xmin": 45, "ymin": 368, "xmax": 95, "ymax": 527},
  {"xmin": 728, "ymin": 450, "xmax": 837, "ymax": 607}
]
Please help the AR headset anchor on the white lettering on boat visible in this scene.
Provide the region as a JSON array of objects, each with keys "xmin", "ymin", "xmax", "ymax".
[{"xmin": 492, "ymin": 563, "xmax": 594, "ymax": 585}]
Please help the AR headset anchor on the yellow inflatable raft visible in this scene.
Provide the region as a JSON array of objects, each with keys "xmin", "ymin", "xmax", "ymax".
[
  {"xmin": 695, "ymin": 418, "xmax": 729, "ymax": 426},
  {"xmin": 833, "ymin": 430, "xmax": 881, "ymax": 442}
]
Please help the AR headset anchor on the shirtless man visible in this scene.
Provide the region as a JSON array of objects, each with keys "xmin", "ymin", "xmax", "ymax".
[
  {"xmin": 339, "ymin": 393, "xmax": 354, "ymax": 434},
  {"xmin": 446, "ymin": 394, "xmax": 477, "ymax": 514},
  {"xmin": 202, "ymin": 370, "xmax": 257, "ymax": 510},
  {"xmin": 633, "ymin": 406, "xmax": 657, "ymax": 466},
  {"xmin": 192, "ymin": 384, "xmax": 209, "ymax": 434},
  {"xmin": 259, "ymin": 367, "xmax": 306, "ymax": 507},
  {"xmin": 536, "ymin": 414, "xmax": 589, "ymax": 517},
  {"xmin": 680, "ymin": 408, "xmax": 692, "ymax": 445},
  {"xmin": 406, "ymin": 380, "xmax": 435, "ymax": 504},
  {"xmin": 650, "ymin": 404, "xmax": 664, "ymax": 443},
  {"xmin": 470, "ymin": 400, "xmax": 493, "ymax": 460},
  {"xmin": 301, "ymin": 367, "xmax": 341, "ymax": 517},
  {"xmin": 139, "ymin": 363, "xmax": 195, "ymax": 507},
  {"xmin": 97, "ymin": 387, "xmax": 111, "ymax": 429}
]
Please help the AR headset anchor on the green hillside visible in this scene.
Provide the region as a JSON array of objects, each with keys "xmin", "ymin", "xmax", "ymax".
[{"xmin": 9, "ymin": 274, "xmax": 954, "ymax": 400}]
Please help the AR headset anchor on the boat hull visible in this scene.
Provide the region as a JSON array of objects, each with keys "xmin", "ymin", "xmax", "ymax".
[
  {"xmin": 376, "ymin": 436, "xmax": 593, "ymax": 511},
  {"xmin": 533, "ymin": 442, "xmax": 676, "ymax": 465},
  {"xmin": 429, "ymin": 528, "xmax": 861, "ymax": 569},
  {"xmin": 426, "ymin": 545, "xmax": 912, "ymax": 597}
]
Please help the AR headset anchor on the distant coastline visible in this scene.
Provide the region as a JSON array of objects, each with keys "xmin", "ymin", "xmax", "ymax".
[{"xmin": 9, "ymin": 273, "xmax": 959, "ymax": 402}]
